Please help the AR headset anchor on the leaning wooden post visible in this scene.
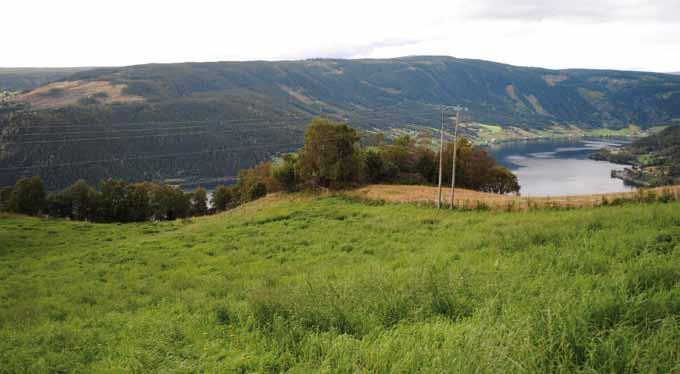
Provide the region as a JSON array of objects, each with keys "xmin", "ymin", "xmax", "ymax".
[{"xmin": 450, "ymin": 110, "xmax": 460, "ymax": 209}]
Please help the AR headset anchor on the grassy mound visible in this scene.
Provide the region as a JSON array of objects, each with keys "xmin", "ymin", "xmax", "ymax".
[{"xmin": 1, "ymin": 196, "xmax": 679, "ymax": 372}]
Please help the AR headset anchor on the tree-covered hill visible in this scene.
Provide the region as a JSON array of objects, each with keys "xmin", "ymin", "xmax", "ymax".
[
  {"xmin": 592, "ymin": 125, "xmax": 680, "ymax": 186},
  {"xmin": 28, "ymin": 57, "xmax": 680, "ymax": 128},
  {"xmin": 2, "ymin": 56, "xmax": 680, "ymax": 189},
  {"xmin": 0, "ymin": 67, "xmax": 95, "ymax": 92},
  {"xmin": 627, "ymin": 126, "xmax": 680, "ymax": 179}
]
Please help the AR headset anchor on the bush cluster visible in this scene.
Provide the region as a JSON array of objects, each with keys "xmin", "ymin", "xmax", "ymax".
[
  {"xmin": 0, "ymin": 177, "xmax": 212, "ymax": 222},
  {"xmin": 244, "ymin": 117, "xmax": 520, "ymax": 194}
]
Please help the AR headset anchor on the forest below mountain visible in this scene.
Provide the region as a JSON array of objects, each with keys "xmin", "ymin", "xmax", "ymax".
[{"xmin": 2, "ymin": 56, "xmax": 680, "ymax": 189}]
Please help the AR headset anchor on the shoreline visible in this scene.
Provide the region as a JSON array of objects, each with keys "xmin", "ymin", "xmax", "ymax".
[
  {"xmin": 478, "ymin": 132, "xmax": 644, "ymax": 148},
  {"xmin": 610, "ymin": 169, "xmax": 652, "ymax": 187}
]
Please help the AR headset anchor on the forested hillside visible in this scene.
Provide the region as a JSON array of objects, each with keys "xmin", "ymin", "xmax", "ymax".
[
  {"xmin": 591, "ymin": 125, "xmax": 680, "ymax": 186},
  {"xmin": 0, "ymin": 68, "xmax": 94, "ymax": 92},
  {"xmin": 2, "ymin": 56, "xmax": 680, "ymax": 189}
]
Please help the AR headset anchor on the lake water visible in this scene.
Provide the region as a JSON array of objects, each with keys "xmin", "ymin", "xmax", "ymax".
[{"xmin": 487, "ymin": 138, "xmax": 635, "ymax": 197}]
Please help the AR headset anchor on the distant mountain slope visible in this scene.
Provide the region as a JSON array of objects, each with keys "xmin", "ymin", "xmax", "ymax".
[
  {"xmin": 22, "ymin": 57, "xmax": 680, "ymax": 128},
  {"xmin": 0, "ymin": 67, "xmax": 96, "ymax": 91},
  {"xmin": 2, "ymin": 56, "xmax": 680, "ymax": 189}
]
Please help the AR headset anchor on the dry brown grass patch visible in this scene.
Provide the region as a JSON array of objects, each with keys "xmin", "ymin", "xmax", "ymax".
[
  {"xmin": 15, "ymin": 80, "xmax": 144, "ymax": 109},
  {"xmin": 350, "ymin": 184, "xmax": 680, "ymax": 211}
]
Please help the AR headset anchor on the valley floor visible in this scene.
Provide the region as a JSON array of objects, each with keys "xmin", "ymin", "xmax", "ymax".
[{"xmin": 1, "ymin": 194, "xmax": 680, "ymax": 372}]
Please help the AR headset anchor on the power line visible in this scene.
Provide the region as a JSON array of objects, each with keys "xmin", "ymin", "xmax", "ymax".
[
  {"xmin": 437, "ymin": 108, "xmax": 445, "ymax": 209},
  {"xmin": 6, "ymin": 120, "xmax": 304, "ymax": 136},
  {"xmin": 0, "ymin": 104, "xmax": 447, "ymax": 130},
  {"xmin": 0, "ymin": 142, "xmax": 302, "ymax": 171},
  {"xmin": 450, "ymin": 106, "xmax": 467, "ymax": 209},
  {"xmin": 0, "ymin": 131, "xmax": 360, "ymax": 171},
  {"xmin": 0, "ymin": 108, "xmax": 451, "ymax": 145},
  {"xmin": 8, "ymin": 123, "xmax": 302, "ymax": 137},
  {"xmin": 0, "ymin": 113, "xmax": 467, "ymax": 149},
  {"xmin": 0, "ymin": 116, "xmax": 306, "ymax": 129},
  {"xmin": 0, "ymin": 114, "xmax": 468, "ymax": 171},
  {"xmin": 1, "ymin": 123, "xmax": 302, "ymax": 145}
]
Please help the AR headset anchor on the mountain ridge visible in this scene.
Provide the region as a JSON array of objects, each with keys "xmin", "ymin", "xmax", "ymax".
[
  {"xmin": 42, "ymin": 56, "xmax": 680, "ymax": 127},
  {"xmin": 0, "ymin": 67, "xmax": 96, "ymax": 91}
]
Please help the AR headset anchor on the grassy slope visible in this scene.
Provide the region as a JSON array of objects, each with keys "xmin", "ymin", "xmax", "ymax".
[{"xmin": 1, "ymin": 196, "xmax": 680, "ymax": 373}]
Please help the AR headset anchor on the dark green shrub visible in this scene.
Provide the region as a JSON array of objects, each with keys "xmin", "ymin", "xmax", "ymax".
[
  {"xmin": 298, "ymin": 118, "xmax": 360, "ymax": 188},
  {"xmin": 37, "ymin": 87, "xmax": 64, "ymax": 98},
  {"xmin": 212, "ymin": 185, "xmax": 237, "ymax": 212},
  {"xmin": 148, "ymin": 183, "xmax": 190, "ymax": 221},
  {"xmin": 96, "ymin": 179, "xmax": 131, "ymax": 222},
  {"xmin": 47, "ymin": 192, "xmax": 72, "ymax": 218},
  {"xmin": 0, "ymin": 186, "xmax": 13, "ymax": 212},
  {"xmin": 78, "ymin": 96, "xmax": 97, "ymax": 105},
  {"xmin": 248, "ymin": 182, "xmax": 267, "ymax": 201},
  {"xmin": 126, "ymin": 183, "xmax": 152, "ymax": 221},
  {"xmin": 190, "ymin": 187, "xmax": 208, "ymax": 216},
  {"xmin": 273, "ymin": 155, "xmax": 299, "ymax": 192},
  {"xmin": 9, "ymin": 176, "xmax": 47, "ymax": 215},
  {"xmin": 363, "ymin": 150, "xmax": 385, "ymax": 183},
  {"xmin": 67, "ymin": 180, "xmax": 99, "ymax": 221}
]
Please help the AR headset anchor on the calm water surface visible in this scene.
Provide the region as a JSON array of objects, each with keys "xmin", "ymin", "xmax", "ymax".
[{"xmin": 488, "ymin": 138, "xmax": 635, "ymax": 197}]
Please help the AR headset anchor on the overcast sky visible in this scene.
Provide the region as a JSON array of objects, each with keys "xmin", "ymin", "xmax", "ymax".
[{"xmin": 5, "ymin": 0, "xmax": 679, "ymax": 72}]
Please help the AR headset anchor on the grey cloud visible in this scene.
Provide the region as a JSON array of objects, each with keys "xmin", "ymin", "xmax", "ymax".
[
  {"xmin": 295, "ymin": 38, "xmax": 427, "ymax": 59},
  {"xmin": 463, "ymin": 0, "xmax": 679, "ymax": 23}
]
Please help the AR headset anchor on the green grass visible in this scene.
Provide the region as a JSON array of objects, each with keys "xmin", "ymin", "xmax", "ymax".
[
  {"xmin": 1, "ymin": 197, "xmax": 680, "ymax": 373},
  {"xmin": 478, "ymin": 124, "xmax": 503, "ymax": 134},
  {"xmin": 472, "ymin": 124, "xmax": 648, "ymax": 146},
  {"xmin": 585, "ymin": 125, "xmax": 645, "ymax": 138}
]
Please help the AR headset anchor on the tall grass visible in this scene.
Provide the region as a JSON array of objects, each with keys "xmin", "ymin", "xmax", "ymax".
[{"xmin": 1, "ymin": 197, "xmax": 679, "ymax": 372}]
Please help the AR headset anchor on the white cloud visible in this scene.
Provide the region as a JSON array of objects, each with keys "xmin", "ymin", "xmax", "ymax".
[{"xmin": 3, "ymin": 0, "xmax": 679, "ymax": 72}]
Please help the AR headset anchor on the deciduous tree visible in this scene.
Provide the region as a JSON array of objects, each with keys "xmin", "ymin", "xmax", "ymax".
[
  {"xmin": 191, "ymin": 187, "xmax": 208, "ymax": 216},
  {"xmin": 9, "ymin": 176, "xmax": 46, "ymax": 215},
  {"xmin": 298, "ymin": 118, "xmax": 359, "ymax": 188}
]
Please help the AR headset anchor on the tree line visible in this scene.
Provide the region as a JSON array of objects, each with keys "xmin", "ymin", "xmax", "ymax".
[
  {"xmin": 0, "ymin": 118, "xmax": 519, "ymax": 221},
  {"xmin": 0, "ymin": 177, "xmax": 208, "ymax": 222}
]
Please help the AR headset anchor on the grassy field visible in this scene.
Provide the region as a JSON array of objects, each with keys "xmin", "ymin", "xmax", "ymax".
[
  {"xmin": 466, "ymin": 123, "xmax": 666, "ymax": 146},
  {"xmin": 1, "ymin": 194, "xmax": 680, "ymax": 372}
]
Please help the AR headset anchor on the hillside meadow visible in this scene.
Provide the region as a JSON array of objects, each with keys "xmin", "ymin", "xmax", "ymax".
[{"xmin": 1, "ymin": 194, "xmax": 680, "ymax": 372}]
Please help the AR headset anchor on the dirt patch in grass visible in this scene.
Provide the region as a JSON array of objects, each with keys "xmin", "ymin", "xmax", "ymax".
[{"xmin": 15, "ymin": 80, "xmax": 144, "ymax": 109}]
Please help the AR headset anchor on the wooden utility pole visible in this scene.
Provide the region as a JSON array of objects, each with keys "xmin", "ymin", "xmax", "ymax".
[
  {"xmin": 436, "ymin": 108, "xmax": 445, "ymax": 209},
  {"xmin": 450, "ymin": 109, "xmax": 461, "ymax": 209}
]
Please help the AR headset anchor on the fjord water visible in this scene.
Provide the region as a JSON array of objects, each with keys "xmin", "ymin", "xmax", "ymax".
[{"xmin": 488, "ymin": 138, "xmax": 634, "ymax": 197}]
